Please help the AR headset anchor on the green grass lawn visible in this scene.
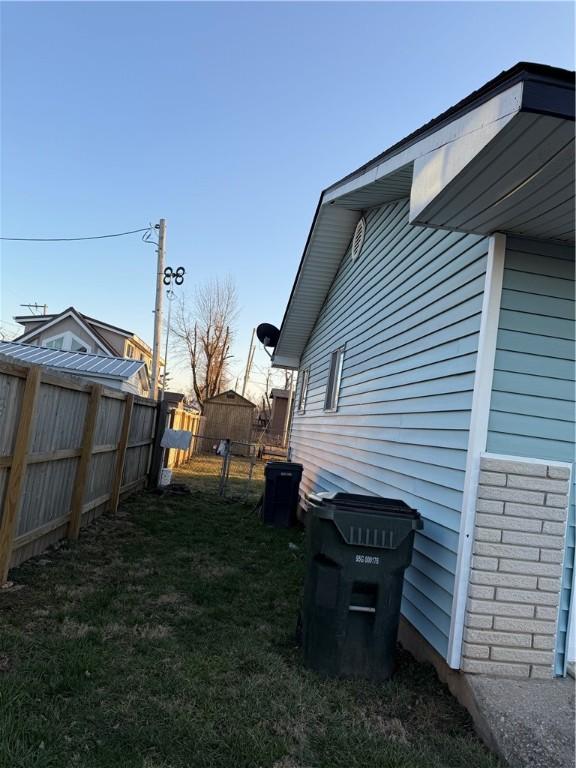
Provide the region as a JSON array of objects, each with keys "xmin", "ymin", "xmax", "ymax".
[{"xmin": 0, "ymin": 482, "xmax": 501, "ymax": 768}]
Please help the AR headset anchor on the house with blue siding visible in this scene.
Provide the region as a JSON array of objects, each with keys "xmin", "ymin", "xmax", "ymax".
[{"xmin": 269, "ymin": 63, "xmax": 575, "ymax": 681}]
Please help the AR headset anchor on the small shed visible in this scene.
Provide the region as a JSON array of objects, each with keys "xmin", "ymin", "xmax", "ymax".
[{"xmin": 202, "ymin": 390, "xmax": 256, "ymax": 450}]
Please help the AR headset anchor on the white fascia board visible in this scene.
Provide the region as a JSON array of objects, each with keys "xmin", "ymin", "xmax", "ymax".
[
  {"xmin": 409, "ymin": 111, "xmax": 519, "ymax": 222},
  {"xmin": 447, "ymin": 232, "xmax": 506, "ymax": 670},
  {"xmin": 323, "ymin": 82, "xmax": 523, "ymax": 208},
  {"xmin": 17, "ymin": 310, "xmax": 112, "ymax": 355},
  {"xmin": 271, "ymin": 353, "xmax": 300, "ymax": 370}
]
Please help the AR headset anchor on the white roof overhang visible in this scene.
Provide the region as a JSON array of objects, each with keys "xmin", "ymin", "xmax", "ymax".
[{"xmin": 273, "ymin": 70, "xmax": 574, "ymax": 369}]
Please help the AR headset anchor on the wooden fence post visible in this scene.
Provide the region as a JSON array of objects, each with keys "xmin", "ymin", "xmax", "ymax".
[
  {"xmin": 0, "ymin": 366, "xmax": 41, "ymax": 584},
  {"xmin": 109, "ymin": 394, "xmax": 134, "ymax": 513},
  {"xmin": 68, "ymin": 384, "xmax": 102, "ymax": 540},
  {"xmin": 148, "ymin": 399, "xmax": 169, "ymax": 489}
]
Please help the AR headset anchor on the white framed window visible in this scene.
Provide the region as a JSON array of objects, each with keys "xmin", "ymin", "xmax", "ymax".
[
  {"xmin": 297, "ymin": 369, "xmax": 310, "ymax": 413},
  {"xmin": 324, "ymin": 347, "xmax": 345, "ymax": 412},
  {"xmin": 44, "ymin": 331, "xmax": 90, "ymax": 353},
  {"xmin": 45, "ymin": 336, "xmax": 64, "ymax": 350},
  {"xmin": 126, "ymin": 344, "xmax": 134, "ymax": 358}
]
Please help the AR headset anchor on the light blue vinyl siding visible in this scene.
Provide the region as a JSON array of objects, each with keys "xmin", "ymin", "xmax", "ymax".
[
  {"xmin": 486, "ymin": 236, "xmax": 575, "ymax": 675},
  {"xmin": 291, "ymin": 199, "xmax": 488, "ymax": 659}
]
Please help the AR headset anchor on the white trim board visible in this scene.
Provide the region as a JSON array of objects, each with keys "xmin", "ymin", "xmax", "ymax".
[
  {"xmin": 323, "ymin": 84, "xmax": 522, "ymax": 205},
  {"xmin": 447, "ymin": 232, "xmax": 506, "ymax": 669}
]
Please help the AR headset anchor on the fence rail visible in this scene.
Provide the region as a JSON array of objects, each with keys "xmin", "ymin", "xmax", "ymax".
[{"xmin": 0, "ymin": 358, "xmax": 157, "ymax": 583}]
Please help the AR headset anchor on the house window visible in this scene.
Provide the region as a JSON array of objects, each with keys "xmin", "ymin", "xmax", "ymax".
[
  {"xmin": 44, "ymin": 331, "xmax": 91, "ymax": 353},
  {"xmin": 45, "ymin": 336, "xmax": 64, "ymax": 350},
  {"xmin": 324, "ymin": 347, "xmax": 344, "ymax": 412},
  {"xmin": 126, "ymin": 345, "xmax": 134, "ymax": 358},
  {"xmin": 297, "ymin": 369, "xmax": 309, "ymax": 413},
  {"xmin": 70, "ymin": 338, "xmax": 88, "ymax": 353}
]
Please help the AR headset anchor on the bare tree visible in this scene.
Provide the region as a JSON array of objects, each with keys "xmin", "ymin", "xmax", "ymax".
[{"xmin": 171, "ymin": 278, "xmax": 239, "ymax": 413}]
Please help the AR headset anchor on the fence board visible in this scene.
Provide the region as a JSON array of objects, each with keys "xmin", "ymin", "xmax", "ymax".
[
  {"xmin": 110, "ymin": 395, "xmax": 134, "ymax": 513},
  {"xmin": 69, "ymin": 384, "xmax": 102, "ymax": 539}
]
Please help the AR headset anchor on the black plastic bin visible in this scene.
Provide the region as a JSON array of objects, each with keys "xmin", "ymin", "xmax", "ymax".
[
  {"xmin": 301, "ymin": 492, "xmax": 422, "ymax": 680},
  {"xmin": 262, "ymin": 462, "xmax": 303, "ymax": 528}
]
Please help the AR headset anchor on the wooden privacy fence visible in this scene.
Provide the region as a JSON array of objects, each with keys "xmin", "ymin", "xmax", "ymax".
[
  {"xmin": 0, "ymin": 359, "xmax": 157, "ymax": 584},
  {"xmin": 165, "ymin": 408, "xmax": 203, "ymax": 469}
]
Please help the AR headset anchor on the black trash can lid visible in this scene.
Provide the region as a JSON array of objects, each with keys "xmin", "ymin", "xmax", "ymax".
[
  {"xmin": 265, "ymin": 461, "xmax": 303, "ymax": 473},
  {"xmin": 308, "ymin": 491, "xmax": 422, "ymax": 547}
]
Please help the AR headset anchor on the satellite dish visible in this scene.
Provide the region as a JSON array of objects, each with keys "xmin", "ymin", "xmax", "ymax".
[{"xmin": 256, "ymin": 323, "xmax": 280, "ymax": 348}]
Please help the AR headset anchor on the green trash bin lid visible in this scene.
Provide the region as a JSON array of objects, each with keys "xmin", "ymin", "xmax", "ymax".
[{"xmin": 308, "ymin": 491, "xmax": 422, "ymax": 549}]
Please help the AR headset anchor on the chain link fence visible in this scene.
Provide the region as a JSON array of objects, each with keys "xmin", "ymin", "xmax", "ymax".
[{"xmin": 171, "ymin": 433, "xmax": 266, "ymax": 503}]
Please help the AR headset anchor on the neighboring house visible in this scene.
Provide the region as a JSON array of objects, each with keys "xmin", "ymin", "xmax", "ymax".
[
  {"xmin": 270, "ymin": 63, "xmax": 575, "ymax": 681},
  {"xmin": 13, "ymin": 306, "xmax": 155, "ymax": 368},
  {"xmin": 0, "ymin": 341, "xmax": 150, "ymax": 395}
]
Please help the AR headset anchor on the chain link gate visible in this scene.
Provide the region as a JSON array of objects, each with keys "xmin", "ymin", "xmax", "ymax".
[{"xmin": 174, "ymin": 433, "xmax": 265, "ymax": 502}]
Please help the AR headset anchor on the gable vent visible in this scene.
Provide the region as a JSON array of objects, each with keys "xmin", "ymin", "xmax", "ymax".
[{"xmin": 351, "ymin": 217, "xmax": 366, "ymax": 261}]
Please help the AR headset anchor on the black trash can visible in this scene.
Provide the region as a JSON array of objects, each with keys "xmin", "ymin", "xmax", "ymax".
[
  {"xmin": 301, "ymin": 492, "xmax": 422, "ymax": 680},
  {"xmin": 262, "ymin": 462, "xmax": 303, "ymax": 528}
]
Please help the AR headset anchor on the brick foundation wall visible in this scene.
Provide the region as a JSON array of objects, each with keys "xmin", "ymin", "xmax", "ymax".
[{"xmin": 462, "ymin": 456, "xmax": 570, "ymax": 679}]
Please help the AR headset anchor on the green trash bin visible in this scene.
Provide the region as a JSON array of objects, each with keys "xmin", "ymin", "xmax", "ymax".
[{"xmin": 301, "ymin": 492, "xmax": 422, "ymax": 681}]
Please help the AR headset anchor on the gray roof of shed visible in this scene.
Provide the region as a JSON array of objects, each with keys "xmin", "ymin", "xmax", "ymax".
[{"xmin": 0, "ymin": 340, "xmax": 147, "ymax": 381}]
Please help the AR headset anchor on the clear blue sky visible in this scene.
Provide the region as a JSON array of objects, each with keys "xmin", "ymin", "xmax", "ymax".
[{"xmin": 1, "ymin": 1, "xmax": 574, "ymax": 392}]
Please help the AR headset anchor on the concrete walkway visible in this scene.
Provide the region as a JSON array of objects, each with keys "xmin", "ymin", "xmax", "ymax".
[{"xmin": 466, "ymin": 675, "xmax": 575, "ymax": 768}]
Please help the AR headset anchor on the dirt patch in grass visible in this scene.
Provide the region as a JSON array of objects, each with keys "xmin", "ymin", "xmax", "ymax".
[{"xmin": 0, "ymin": 480, "xmax": 502, "ymax": 768}]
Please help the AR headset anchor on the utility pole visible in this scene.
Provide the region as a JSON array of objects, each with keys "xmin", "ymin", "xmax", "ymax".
[
  {"xmin": 150, "ymin": 218, "xmax": 166, "ymax": 400},
  {"xmin": 241, "ymin": 327, "xmax": 256, "ymax": 397}
]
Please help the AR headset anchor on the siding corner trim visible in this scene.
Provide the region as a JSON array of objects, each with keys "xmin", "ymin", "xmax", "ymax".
[{"xmin": 447, "ymin": 232, "xmax": 507, "ymax": 669}]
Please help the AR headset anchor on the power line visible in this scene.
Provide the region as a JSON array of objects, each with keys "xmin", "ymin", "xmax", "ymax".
[{"xmin": 0, "ymin": 227, "xmax": 151, "ymax": 242}]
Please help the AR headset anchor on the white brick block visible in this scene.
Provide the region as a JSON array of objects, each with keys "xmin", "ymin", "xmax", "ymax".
[
  {"xmin": 546, "ymin": 494, "xmax": 569, "ymax": 508},
  {"xmin": 479, "ymin": 471, "xmax": 506, "ymax": 486},
  {"xmin": 533, "ymin": 635, "xmax": 555, "ymax": 650},
  {"xmin": 474, "ymin": 542, "xmax": 539, "ymax": 561},
  {"xmin": 501, "ymin": 530, "xmax": 564, "ymax": 549},
  {"xmin": 540, "ymin": 549, "xmax": 564, "ymax": 563},
  {"xmin": 478, "ymin": 486, "xmax": 545, "ymax": 505},
  {"xmin": 462, "ymin": 642, "xmax": 490, "ymax": 659},
  {"xmin": 472, "ymin": 555, "xmax": 498, "ymax": 571},
  {"xmin": 481, "ymin": 458, "xmax": 547, "ymax": 476},
  {"xmin": 498, "ymin": 559, "xmax": 560, "ymax": 577},
  {"xmin": 495, "ymin": 588, "xmax": 559, "ymax": 606},
  {"xmin": 465, "ymin": 613, "xmax": 493, "ymax": 629},
  {"xmin": 476, "ymin": 499, "xmax": 504, "ymax": 514},
  {"xmin": 530, "ymin": 665, "xmax": 554, "ymax": 679},
  {"xmin": 467, "ymin": 599, "xmax": 534, "ymax": 618},
  {"xmin": 493, "ymin": 617, "xmax": 556, "ymax": 634},
  {"xmin": 463, "ymin": 628, "xmax": 531, "ymax": 648},
  {"xmin": 535, "ymin": 605, "xmax": 558, "ymax": 620},
  {"xmin": 537, "ymin": 577, "xmax": 562, "ymax": 592},
  {"xmin": 475, "ymin": 513, "xmax": 541, "ymax": 533},
  {"xmin": 547, "ymin": 465, "xmax": 570, "ymax": 480},
  {"xmin": 475, "ymin": 527, "xmax": 502, "ymax": 543},
  {"xmin": 462, "ymin": 658, "xmax": 529, "ymax": 677},
  {"xmin": 491, "ymin": 647, "xmax": 553, "ymax": 665},
  {"xmin": 507, "ymin": 475, "xmax": 569, "ymax": 494},
  {"xmin": 542, "ymin": 521, "xmax": 566, "ymax": 536},
  {"xmin": 468, "ymin": 584, "xmax": 495, "ymax": 600},
  {"xmin": 470, "ymin": 571, "xmax": 538, "ymax": 590},
  {"xmin": 504, "ymin": 503, "xmax": 566, "ymax": 522}
]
